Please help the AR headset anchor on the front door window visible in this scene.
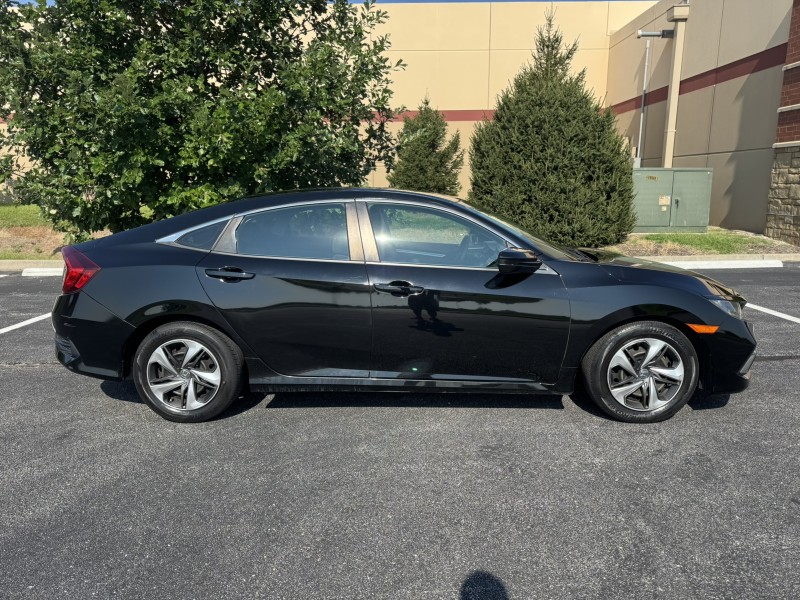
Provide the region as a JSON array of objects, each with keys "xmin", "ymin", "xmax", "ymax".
[{"xmin": 367, "ymin": 203, "xmax": 506, "ymax": 268}]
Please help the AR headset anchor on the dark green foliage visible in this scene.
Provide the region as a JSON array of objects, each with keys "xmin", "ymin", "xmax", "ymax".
[
  {"xmin": 0, "ymin": 0, "xmax": 402, "ymax": 238},
  {"xmin": 387, "ymin": 98, "xmax": 463, "ymax": 195},
  {"xmin": 468, "ymin": 13, "xmax": 635, "ymax": 248}
]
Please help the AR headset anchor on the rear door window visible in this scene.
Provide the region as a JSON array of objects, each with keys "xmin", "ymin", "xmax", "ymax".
[{"xmin": 235, "ymin": 203, "xmax": 349, "ymax": 260}]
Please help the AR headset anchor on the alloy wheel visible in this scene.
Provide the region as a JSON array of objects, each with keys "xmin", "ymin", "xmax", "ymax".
[
  {"xmin": 145, "ymin": 339, "xmax": 221, "ymax": 412},
  {"xmin": 606, "ymin": 337, "xmax": 685, "ymax": 412}
]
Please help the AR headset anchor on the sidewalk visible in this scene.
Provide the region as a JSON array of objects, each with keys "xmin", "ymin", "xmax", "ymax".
[{"xmin": 2, "ymin": 254, "xmax": 799, "ymax": 274}]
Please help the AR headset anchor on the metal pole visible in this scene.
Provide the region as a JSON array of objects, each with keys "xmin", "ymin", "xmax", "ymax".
[{"xmin": 635, "ymin": 39, "xmax": 651, "ymax": 168}]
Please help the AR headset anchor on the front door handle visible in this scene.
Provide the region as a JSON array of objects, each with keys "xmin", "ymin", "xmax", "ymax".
[
  {"xmin": 205, "ymin": 267, "xmax": 255, "ymax": 281},
  {"xmin": 374, "ymin": 281, "xmax": 424, "ymax": 296}
]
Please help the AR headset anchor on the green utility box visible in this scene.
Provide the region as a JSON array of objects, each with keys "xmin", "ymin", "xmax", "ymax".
[{"xmin": 632, "ymin": 168, "xmax": 712, "ymax": 232}]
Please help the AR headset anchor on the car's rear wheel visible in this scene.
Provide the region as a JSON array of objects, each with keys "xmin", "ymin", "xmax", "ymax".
[
  {"xmin": 581, "ymin": 321, "xmax": 698, "ymax": 423},
  {"xmin": 133, "ymin": 322, "xmax": 244, "ymax": 422}
]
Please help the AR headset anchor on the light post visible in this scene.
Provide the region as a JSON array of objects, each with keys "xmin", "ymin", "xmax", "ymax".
[{"xmin": 635, "ymin": 29, "xmax": 674, "ymax": 168}]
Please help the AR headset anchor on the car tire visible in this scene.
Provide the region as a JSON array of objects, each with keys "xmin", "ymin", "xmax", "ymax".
[
  {"xmin": 133, "ymin": 322, "xmax": 244, "ymax": 423},
  {"xmin": 581, "ymin": 321, "xmax": 698, "ymax": 423}
]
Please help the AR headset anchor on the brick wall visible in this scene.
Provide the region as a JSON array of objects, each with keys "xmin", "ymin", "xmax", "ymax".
[
  {"xmin": 787, "ymin": 0, "xmax": 800, "ymax": 64},
  {"xmin": 777, "ymin": 111, "xmax": 800, "ymax": 143},
  {"xmin": 780, "ymin": 68, "xmax": 800, "ymax": 107},
  {"xmin": 768, "ymin": 0, "xmax": 800, "ymax": 243},
  {"xmin": 766, "ymin": 148, "xmax": 800, "ymax": 245}
]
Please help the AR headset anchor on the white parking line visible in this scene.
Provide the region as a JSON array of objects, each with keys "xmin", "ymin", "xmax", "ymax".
[
  {"xmin": 748, "ymin": 303, "xmax": 800, "ymax": 325},
  {"xmin": 0, "ymin": 312, "xmax": 51, "ymax": 335}
]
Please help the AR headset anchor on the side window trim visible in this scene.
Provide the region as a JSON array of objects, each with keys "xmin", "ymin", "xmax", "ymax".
[
  {"xmin": 355, "ymin": 201, "xmax": 380, "ymax": 262},
  {"xmin": 157, "ymin": 216, "xmax": 231, "ymax": 249},
  {"xmin": 345, "ymin": 203, "xmax": 365, "ymax": 262}
]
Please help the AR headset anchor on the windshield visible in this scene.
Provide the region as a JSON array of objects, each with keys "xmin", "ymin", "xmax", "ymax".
[
  {"xmin": 417, "ymin": 191, "xmax": 585, "ymax": 261},
  {"xmin": 481, "ymin": 213, "xmax": 580, "ymax": 261}
]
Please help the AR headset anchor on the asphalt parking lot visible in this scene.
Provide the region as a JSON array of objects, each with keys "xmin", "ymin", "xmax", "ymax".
[{"xmin": 1, "ymin": 265, "xmax": 799, "ymax": 599}]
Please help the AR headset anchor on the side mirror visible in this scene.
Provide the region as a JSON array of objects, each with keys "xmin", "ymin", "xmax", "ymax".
[{"xmin": 497, "ymin": 247, "xmax": 542, "ymax": 274}]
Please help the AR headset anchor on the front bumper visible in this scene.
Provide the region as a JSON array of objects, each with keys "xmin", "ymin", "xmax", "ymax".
[
  {"xmin": 702, "ymin": 317, "xmax": 756, "ymax": 394},
  {"xmin": 52, "ymin": 292, "xmax": 135, "ymax": 380}
]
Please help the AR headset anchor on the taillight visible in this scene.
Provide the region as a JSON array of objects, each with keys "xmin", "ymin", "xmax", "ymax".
[{"xmin": 61, "ymin": 246, "xmax": 101, "ymax": 294}]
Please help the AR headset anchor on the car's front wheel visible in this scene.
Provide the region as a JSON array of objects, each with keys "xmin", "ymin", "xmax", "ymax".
[
  {"xmin": 581, "ymin": 321, "xmax": 699, "ymax": 423},
  {"xmin": 133, "ymin": 322, "xmax": 244, "ymax": 422}
]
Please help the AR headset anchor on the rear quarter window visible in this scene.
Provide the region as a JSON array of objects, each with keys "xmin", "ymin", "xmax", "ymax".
[{"xmin": 176, "ymin": 221, "xmax": 227, "ymax": 250}]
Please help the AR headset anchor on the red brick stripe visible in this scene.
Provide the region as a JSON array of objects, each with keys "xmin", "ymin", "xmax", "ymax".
[
  {"xmin": 391, "ymin": 109, "xmax": 495, "ymax": 122},
  {"xmin": 610, "ymin": 43, "xmax": 788, "ymax": 115}
]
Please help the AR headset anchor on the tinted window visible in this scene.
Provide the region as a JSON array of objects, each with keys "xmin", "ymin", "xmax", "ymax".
[
  {"xmin": 368, "ymin": 203, "xmax": 505, "ymax": 268},
  {"xmin": 176, "ymin": 220, "xmax": 227, "ymax": 250},
  {"xmin": 236, "ymin": 203, "xmax": 349, "ymax": 260}
]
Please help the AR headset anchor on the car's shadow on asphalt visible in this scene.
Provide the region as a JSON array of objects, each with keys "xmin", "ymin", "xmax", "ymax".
[
  {"xmin": 688, "ymin": 392, "xmax": 731, "ymax": 410},
  {"xmin": 261, "ymin": 391, "xmax": 565, "ymax": 410},
  {"xmin": 569, "ymin": 383, "xmax": 730, "ymax": 421},
  {"xmin": 99, "ymin": 380, "xmax": 271, "ymax": 420},
  {"xmin": 100, "ymin": 380, "xmax": 141, "ymax": 404},
  {"xmin": 99, "ymin": 380, "xmax": 731, "ymax": 421}
]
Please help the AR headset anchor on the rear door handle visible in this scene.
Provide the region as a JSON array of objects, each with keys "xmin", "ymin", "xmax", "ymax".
[
  {"xmin": 373, "ymin": 281, "xmax": 424, "ymax": 296},
  {"xmin": 205, "ymin": 267, "xmax": 255, "ymax": 281}
]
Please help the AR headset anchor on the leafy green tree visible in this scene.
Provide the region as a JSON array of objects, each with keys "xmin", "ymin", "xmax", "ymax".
[
  {"xmin": 388, "ymin": 97, "xmax": 463, "ymax": 195},
  {"xmin": 468, "ymin": 13, "xmax": 635, "ymax": 248},
  {"xmin": 0, "ymin": 0, "xmax": 402, "ymax": 238}
]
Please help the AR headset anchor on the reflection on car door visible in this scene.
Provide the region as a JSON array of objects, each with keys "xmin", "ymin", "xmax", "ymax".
[
  {"xmin": 197, "ymin": 201, "xmax": 372, "ymax": 378},
  {"xmin": 359, "ymin": 201, "xmax": 571, "ymax": 383}
]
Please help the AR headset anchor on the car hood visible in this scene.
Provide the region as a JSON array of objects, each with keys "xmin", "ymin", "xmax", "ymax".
[{"xmin": 580, "ymin": 248, "xmax": 745, "ymax": 302}]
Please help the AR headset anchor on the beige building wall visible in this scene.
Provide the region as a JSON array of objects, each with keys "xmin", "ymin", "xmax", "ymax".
[
  {"xmin": 607, "ymin": 0, "xmax": 792, "ymax": 232},
  {"xmin": 370, "ymin": 1, "xmax": 658, "ymax": 193}
]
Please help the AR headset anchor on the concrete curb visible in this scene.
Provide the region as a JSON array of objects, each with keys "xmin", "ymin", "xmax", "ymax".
[
  {"xmin": 653, "ymin": 259, "xmax": 784, "ymax": 270},
  {"xmin": 640, "ymin": 253, "xmax": 800, "ymax": 262},
  {"xmin": 0, "ymin": 259, "xmax": 63, "ymax": 272},
  {"xmin": 639, "ymin": 253, "xmax": 800, "ymax": 270},
  {"xmin": 22, "ymin": 267, "xmax": 63, "ymax": 277}
]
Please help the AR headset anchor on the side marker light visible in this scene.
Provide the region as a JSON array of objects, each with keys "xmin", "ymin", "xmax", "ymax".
[{"xmin": 687, "ymin": 324, "xmax": 719, "ymax": 334}]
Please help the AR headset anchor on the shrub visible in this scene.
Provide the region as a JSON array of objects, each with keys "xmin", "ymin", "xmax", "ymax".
[{"xmin": 0, "ymin": 0, "xmax": 403, "ymax": 239}]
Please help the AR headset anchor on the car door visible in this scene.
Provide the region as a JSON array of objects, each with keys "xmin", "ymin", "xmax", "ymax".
[
  {"xmin": 358, "ymin": 200, "xmax": 571, "ymax": 383},
  {"xmin": 196, "ymin": 200, "xmax": 372, "ymax": 377}
]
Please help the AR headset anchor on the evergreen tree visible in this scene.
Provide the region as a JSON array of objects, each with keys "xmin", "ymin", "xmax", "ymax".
[
  {"xmin": 388, "ymin": 98, "xmax": 463, "ymax": 195},
  {"xmin": 468, "ymin": 13, "xmax": 635, "ymax": 247}
]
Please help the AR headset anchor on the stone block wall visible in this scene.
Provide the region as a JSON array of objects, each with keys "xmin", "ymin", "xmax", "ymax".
[{"xmin": 766, "ymin": 146, "xmax": 800, "ymax": 244}]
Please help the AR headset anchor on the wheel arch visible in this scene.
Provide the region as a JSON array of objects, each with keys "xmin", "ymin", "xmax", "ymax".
[
  {"xmin": 121, "ymin": 313, "xmax": 248, "ymax": 380},
  {"xmin": 569, "ymin": 309, "xmax": 712, "ymax": 390}
]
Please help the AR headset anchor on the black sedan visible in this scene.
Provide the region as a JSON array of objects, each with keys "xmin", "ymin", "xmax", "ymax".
[{"xmin": 53, "ymin": 188, "xmax": 756, "ymax": 423}]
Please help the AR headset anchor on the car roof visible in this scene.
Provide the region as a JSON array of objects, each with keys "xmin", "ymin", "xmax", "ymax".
[
  {"xmin": 76, "ymin": 188, "xmax": 469, "ymax": 251},
  {"xmin": 239, "ymin": 188, "xmax": 464, "ymax": 209}
]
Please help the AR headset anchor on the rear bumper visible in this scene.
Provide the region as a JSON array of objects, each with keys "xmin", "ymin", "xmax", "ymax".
[{"xmin": 52, "ymin": 292, "xmax": 134, "ymax": 380}]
